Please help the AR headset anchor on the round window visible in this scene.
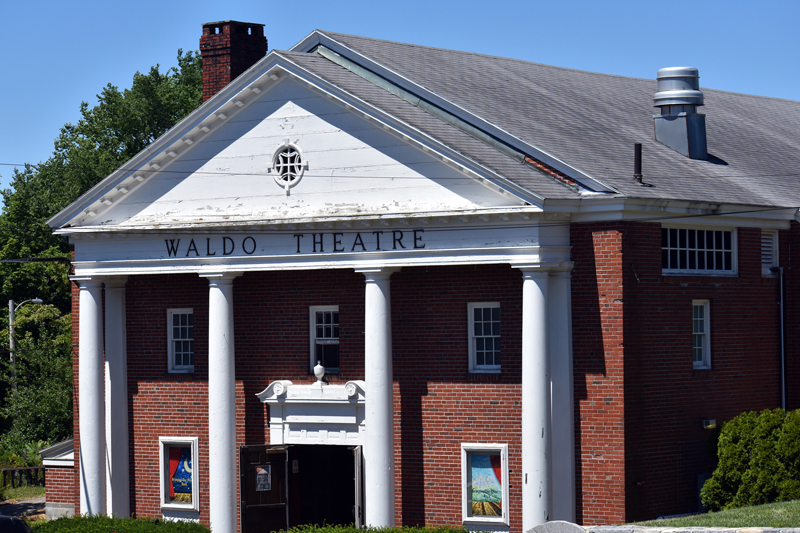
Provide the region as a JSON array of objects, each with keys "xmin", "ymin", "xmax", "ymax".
[{"xmin": 272, "ymin": 142, "xmax": 305, "ymax": 191}]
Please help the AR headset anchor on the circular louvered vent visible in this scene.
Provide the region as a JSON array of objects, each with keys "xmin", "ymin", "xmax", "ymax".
[{"xmin": 272, "ymin": 142, "xmax": 305, "ymax": 191}]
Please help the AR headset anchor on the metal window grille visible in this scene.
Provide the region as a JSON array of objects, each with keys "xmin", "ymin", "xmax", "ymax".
[{"xmin": 662, "ymin": 228, "xmax": 733, "ymax": 272}]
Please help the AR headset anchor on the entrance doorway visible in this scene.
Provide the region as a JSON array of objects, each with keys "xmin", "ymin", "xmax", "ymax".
[{"xmin": 240, "ymin": 444, "xmax": 362, "ymax": 532}]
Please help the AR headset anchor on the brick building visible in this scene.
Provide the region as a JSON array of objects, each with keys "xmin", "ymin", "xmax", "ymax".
[{"xmin": 45, "ymin": 21, "xmax": 800, "ymax": 533}]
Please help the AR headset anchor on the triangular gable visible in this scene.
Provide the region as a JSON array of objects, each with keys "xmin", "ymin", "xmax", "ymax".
[{"xmin": 49, "ymin": 51, "xmax": 538, "ymax": 233}]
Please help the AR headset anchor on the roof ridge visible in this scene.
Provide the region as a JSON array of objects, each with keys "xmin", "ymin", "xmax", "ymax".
[{"xmin": 318, "ymin": 30, "xmax": 799, "ymax": 104}]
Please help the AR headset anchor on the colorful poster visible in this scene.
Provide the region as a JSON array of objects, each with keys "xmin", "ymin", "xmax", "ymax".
[
  {"xmin": 169, "ymin": 446, "xmax": 193, "ymax": 503},
  {"xmin": 256, "ymin": 465, "xmax": 272, "ymax": 491},
  {"xmin": 469, "ymin": 453, "xmax": 502, "ymax": 516}
]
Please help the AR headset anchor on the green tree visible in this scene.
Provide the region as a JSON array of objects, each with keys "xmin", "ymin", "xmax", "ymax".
[
  {"xmin": 0, "ymin": 304, "xmax": 72, "ymax": 451},
  {"xmin": 0, "ymin": 50, "xmax": 202, "ymax": 451}
]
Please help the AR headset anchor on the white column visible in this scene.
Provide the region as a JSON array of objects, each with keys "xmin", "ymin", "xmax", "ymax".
[
  {"xmin": 519, "ymin": 267, "xmax": 551, "ymax": 529},
  {"xmin": 549, "ymin": 270, "xmax": 575, "ymax": 522},
  {"xmin": 204, "ymin": 273, "xmax": 239, "ymax": 533},
  {"xmin": 358, "ymin": 267, "xmax": 398, "ymax": 527},
  {"xmin": 104, "ymin": 277, "xmax": 130, "ymax": 517},
  {"xmin": 78, "ymin": 278, "xmax": 106, "ymax": 516}
]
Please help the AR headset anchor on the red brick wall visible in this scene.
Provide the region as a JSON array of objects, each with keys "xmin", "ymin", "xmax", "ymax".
[
  {"xmin": 782, "ymin": 222, "xmax": 800, "ymax": 410},
  {"xmin": 390, "ymin": 265, "xmax": 523, "ymax": 527},
  {"xmin": 45, "ymin": 466, "xmax": 78, "ymax": 513},
  {"xmin": 571, "ymin": 224, "xmax": 627, "ymax": 525},
  {"xmin": 65, "ymin": 223, "xmax": 786, "ymax": 527},
  {"xmin": 571, "ymin": 221, "xmax": 782, "ymax": 522}
]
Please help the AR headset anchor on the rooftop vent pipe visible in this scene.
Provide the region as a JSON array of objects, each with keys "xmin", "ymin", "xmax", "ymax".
[{"xmin": 653, "ymin": 67, "xmax": 707, "ymax": 160}]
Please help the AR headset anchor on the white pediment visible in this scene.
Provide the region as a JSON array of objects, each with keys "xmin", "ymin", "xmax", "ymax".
[
  {"xmin": 56, "ymin": 70, "xmax": 527, "ymax": 232},
  {"xmin": 258, "ymin": 380, "xmax": 366, "ymax": 446}
]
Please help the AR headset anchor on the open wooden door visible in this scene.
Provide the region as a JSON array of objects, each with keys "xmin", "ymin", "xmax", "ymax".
[
  {"xmin": 240, "ymin": 445, "xmax": 288, "ymax": 533},
  {"xmin": 352, "ymin": 445, "xmax": 363, "ymax": 527}
]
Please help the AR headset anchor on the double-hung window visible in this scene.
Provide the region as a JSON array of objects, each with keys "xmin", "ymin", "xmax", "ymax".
[
  {"xmin": 468, "ymin": 303, "xmax": 500, "ymax": 373},
  {"xmin": 662, "ymin": 227, "xmax": 735, "ymax": 274},
  {"xmin": 168, "ymin": 309, "xmax": 194, "ymax": 373},
  {"xmin": 310, "ymin": 306, "xmax": 339, "ymax": 373},
  {"xmin": 692, "ymin": 300, "xmax": 710, "ymax": 369}
]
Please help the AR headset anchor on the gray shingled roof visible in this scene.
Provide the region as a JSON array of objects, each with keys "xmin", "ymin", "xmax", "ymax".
[
  {"xmin": 279, "ymin": 51, "xmax": 579, "ymax": 200},
  {"xmin": 302, "ymin": 31, "xmax": 800, "ymax": 208}
]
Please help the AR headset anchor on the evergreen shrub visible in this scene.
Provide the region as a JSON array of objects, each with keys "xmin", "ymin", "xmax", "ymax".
[
  {"xmin": 29, "ymin": 515, "xmax": 210, "ymax": 532},
  {"xmin": 28, "ymin": 519, "xmax": 467, "ymax": 533},
  {"xmin": 701, "ymin": 408, "xmax": 800, "ymax": 511}
]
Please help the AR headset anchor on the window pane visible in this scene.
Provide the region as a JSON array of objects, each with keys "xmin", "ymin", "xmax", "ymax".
[
  {"xmin": 321, "ymin": 344, "xmax": 339, "ymax": 369},
  {"xmin": 467, "ymin": 452, "xmax": 503, "ymax": 517},
  {"xmin": 168, "ymin": 446, "xmax": 193, "ymax": 504}
]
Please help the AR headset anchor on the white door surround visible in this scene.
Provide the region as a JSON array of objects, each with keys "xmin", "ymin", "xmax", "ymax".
[{"xmin": 257, "ymin": 380, "xmax": 366, "ymax": 446}]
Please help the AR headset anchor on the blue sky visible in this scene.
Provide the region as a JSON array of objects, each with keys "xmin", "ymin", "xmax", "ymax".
[{"xmin": 1, "ymin": 0, "xmax": 798, "ymax": 189}]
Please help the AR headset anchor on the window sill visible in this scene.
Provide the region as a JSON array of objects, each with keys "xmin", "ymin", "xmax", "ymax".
[
  {"xmin": 663, "ymin": 270, "xmax": 737, "ymax": 277},
  {"xmin": 160, "ymin": 503, "xmax": 199, "ymax": 513},
  {"xmin": 466, "ymin": 372, "xmax": 501, "ymax": 382},
  {"xmin": 165, "ymin": 373, "xmax": 195, "ymax": 382}
]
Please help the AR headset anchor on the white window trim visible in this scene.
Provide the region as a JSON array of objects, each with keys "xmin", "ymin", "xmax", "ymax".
[
  {"xmin": 662, "ymin": 226, "xmax": 738, "ymax": 276},
  {"xmin": 167, "ymin": 308, "xmax": 194, "ymax": 373},
  {"xmin": 309, "ymin": 305, "xmax": 339, "ymax": 373},
  {"xmin": 761, "ymin": 230, "xmax": 779, "ymax": 276},
  {"xmin": 692, "ymin": 299, "xmax": 711, "ymax": 369},
  {"xmin": 461, "ymin": 443, "xmax": 510, "ymax": 526},
  {"xmin": 468, "ymin": 302, "xmax": 501, "ymax": 373},
  {"xmin": 158, "ymin": 436, "xmax": 199, "ymax": 512}
]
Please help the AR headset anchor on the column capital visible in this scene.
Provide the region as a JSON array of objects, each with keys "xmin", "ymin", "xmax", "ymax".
[
  {"xmin": 355, "ymin": 267, "xmax": 401, "ymax": 283},
  {"xmin": 70, "ymin": 275, "xmax": 129, "ymax": 288},
  {"xmin": 513, "ymin": 261, "xmax": 574, "ymax": 276},
  {"xmin": 103, "ymin": 276, "xmax": 129, "ymax": 289},
  {"xmin": 71, "ymin": 276, "xmax": 105, "ymax": 290},
  {"xmin": 200, "ymin": 271, "xmax": 242, "ymax": 285}
]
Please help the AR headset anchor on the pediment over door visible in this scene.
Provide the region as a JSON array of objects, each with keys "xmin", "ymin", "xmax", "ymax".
[{"xmin": 257, "ymin": 380, "xmax": 366, "ymax": 446}]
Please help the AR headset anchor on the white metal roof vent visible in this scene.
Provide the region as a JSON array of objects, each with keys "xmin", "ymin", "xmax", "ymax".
[{"xmin": 653, "ymin": 67, "xmax": 708, "ymax": 160}]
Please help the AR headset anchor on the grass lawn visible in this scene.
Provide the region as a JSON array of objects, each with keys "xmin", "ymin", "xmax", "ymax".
[
  {"xmin": 634, "ymin": 499, "xmax": 800, "ymax": 528},
  {"xmin": 4, "ymin": 484, "xmax": 45, "ymax": 501}
]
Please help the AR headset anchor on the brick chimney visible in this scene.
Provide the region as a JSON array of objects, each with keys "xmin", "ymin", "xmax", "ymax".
[{"xmin": 200, "ymin": 21, "xmax": 268, "ymax": 102}]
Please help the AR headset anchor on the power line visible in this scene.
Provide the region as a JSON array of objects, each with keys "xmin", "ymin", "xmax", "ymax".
[{"xmin": 4, "ymin": 161, "xmax": 800, "ymax": 181}]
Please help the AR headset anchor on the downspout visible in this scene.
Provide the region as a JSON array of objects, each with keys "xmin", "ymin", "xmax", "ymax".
[{"xmin": 772, "ymin": 266, "xmax": 786, "ymax": 410}]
